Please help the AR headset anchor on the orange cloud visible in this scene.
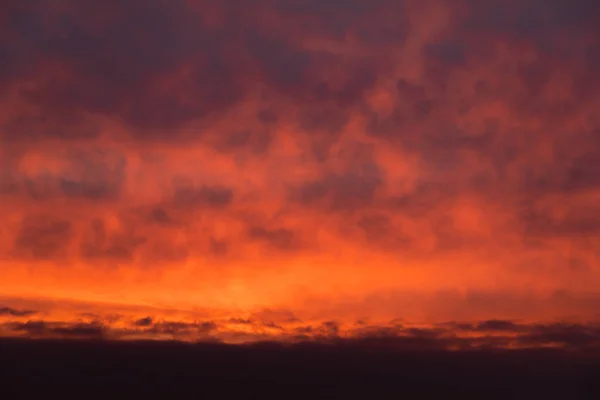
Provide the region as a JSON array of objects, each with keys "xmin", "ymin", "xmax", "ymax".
[{"xmin": 1, "ymin": 0, "xmax": 599, "ymax": 343}]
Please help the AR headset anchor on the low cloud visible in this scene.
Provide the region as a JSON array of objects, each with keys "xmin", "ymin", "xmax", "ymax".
[
  {"xmin": 8, "ymin": 321, "xmax": 106, "ymax": 340},
  {"xmin": 0, "ymin": 307, "xmax": 37, "ymax": 318},
  {"xmin": 1, "ymin": 309, "xmax": 599, "ymax": 351}
]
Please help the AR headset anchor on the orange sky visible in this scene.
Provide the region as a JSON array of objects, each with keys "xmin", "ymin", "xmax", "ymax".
[{"xmin": 0, "ymin": 0, "xmax": 599, "ymax": 346}]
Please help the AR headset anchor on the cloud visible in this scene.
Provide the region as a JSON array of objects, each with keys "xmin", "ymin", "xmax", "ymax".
[
  {"xmin": 472, "ymin": 319, "xmax": 522, "ymax": 332},
  {"xmin": 0, "ymin": 0, "xmax": 599, "ymax": 329},
  {"xmin": 290, "ymin": 163, "xmax": 384, "ymax": 212},
  {"xmin": 133, "ymin": 317, "xmax": 153, "ymax": 327},
  {"xmin": 1, "ymin": 0, "xmax": 245, "ymax": 134},
  {"xmin": 8, "ymin": 321, "xmax": 105, "ymax": 339},
  {"xmin": 0, "ymin": 307, "xmax": 37, "ymax": 317},
  {"xmin": 0, "ymin": 0, "xmax": 387, "ymax": 144},
  {"xmin": 79, "ymin": 218, "xmax": 147, "ymax": 263},
  {"xmin": 13, "ymin": 215, "xmax": 73, "ymax": 260},
  {"xmin": 520, "ymin": 323, "xmax": 600, "ymax": 348},
  {"xmin": 2, "ymin": 148, "xmax": 126, "ymax": 202},
  {"xmin": 171, "ymin": 183, "xmax": 234, "ymax": 210},
  {"xmin": 247, "ymin": 226, "xmax": 298, "ymax": 251},
  {"xmin": 0, "ymin": 297, "xmax": 599, "ymax": 350}
]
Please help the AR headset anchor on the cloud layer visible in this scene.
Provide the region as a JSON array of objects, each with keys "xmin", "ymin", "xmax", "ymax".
[
  {"xmin": 1, "ymin": 300, "xmax": 600, "ymax": 351},
  {"xmin": 1, "ymin": 0, "xmax": 599, "ymax": 331}
]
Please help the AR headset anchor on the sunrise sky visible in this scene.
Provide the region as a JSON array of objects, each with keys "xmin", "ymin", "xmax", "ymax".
[{"xmin": 0, "ymin": 0, "xmax": 599, "ymax": 347}]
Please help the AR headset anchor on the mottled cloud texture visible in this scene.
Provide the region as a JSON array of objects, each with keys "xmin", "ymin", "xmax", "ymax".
[{"xmin": 1, "ymin": 0, "xmax": 599, "ymax": 343}]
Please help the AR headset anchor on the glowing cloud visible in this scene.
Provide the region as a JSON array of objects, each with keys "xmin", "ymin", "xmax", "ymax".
[{"xmin": 1, "ymin": 0, "xmax": 599, "ymax": 343}]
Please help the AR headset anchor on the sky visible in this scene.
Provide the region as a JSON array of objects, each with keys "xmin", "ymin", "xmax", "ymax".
[{"xmin": 0, "ymin": 0, "xmax": 599, "ymax": 347}]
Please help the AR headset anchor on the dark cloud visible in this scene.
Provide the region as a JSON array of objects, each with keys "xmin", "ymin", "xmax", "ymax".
[
  {"xmin": 150, "ymin": 321, "xmax": 193, "ymax": 335},
  {"xmin": 10, "ymin": 203, "xmax": 198, "ymax": 263},
  {"xmin": 1, "ymin": 0, "xmax": 246, "ymax": 134},
  {"xmin": 79, "ymin": 218, "xmax": 147, "ymax": 263},
  {"xmin": 172, "ymin": 181, "xmax": 234, "ymax": 209},
  {"xmin": 345, "ymin": 329, "xmax": 457, "ymax": 351},
  {"xmin": 356, "ymin": 214, "xmax": 393, "ymax": 238},
  {"xmin": 520, "ymin": 203, "xmax": 600, "ymax": 239},
  {"xmin": 9, "ymin": 320, "xmax": 105, "ymax": 339},
  {"xmin": 2, "ymin": 149, "xmax": 127, "ymax": 202},
  {"xmin": 355, "ymin": 213, "xmax": 412, "ymax": 251},
  {"xmin": 51, "ymin": 323, "xmax": 106, "ymax": 339},
  {"xmin": 290, "ymin": 162, "xmax": 383, "ymax": 211},
  {"xmin": 474, "ymin": 319, "xmax": 522, "ymax": 332},
  {"xmin": 213, "ymin": 129, "xmax": 274, "ymax": 156},
  {"xmin": 13, "ymin": 215, "xmax": 73, "ymax": 260},
  {"xmin": 463, "ymin": 0, "xmax": 600, "ymax": 37},
  {"xmin": 384, "ymin": 182, "xmax": 452, "ymax": 216},
  {"xmin": 133, "ymin": 317, "xmax": 153, "ymax": 327},
  {"xmin": 0, "ymin": 307, "xmax": 37, "ymax": 317},
  {"xmin": 2, "ymin": 308, "xmax": 600, "ymax": 351},
  {"xmin": 10, "ymin": 321, "xmax": 48, "ymax": 336},
  {"xmin": 521, "ymin": 323, "xmax": 600, "ymax": 348},
  {"xmin": 1, "ymin": 113, "xmax": 102, "ymax": 143},
  {"xmin": 229, "ymin": 318, "xmax": 253, "ymax": 325},
  {"xmin": 247, "ymin": 226, "xmax": 297, "ymax": 251},
  {"xmin": 197, "ymin": 322, "xmax": 218, "ymax": 333},
  {"xmin": 350, "ymin": 321, "xmax": 600, "ymax": 351},
  {"xmin": 0, "ymin": 0, "xmax": 597, "ymax": 149},
  {"xmin": 424, "ymin": 41, "xmax": 466, "ymax": 67},
  {"xmin": 57, "ymin": 150, "xmax": 127, "ymax": 201},
  {"xmin": 395, "ymin": 79, "xmax": 436, "ymax": 118},
  {"xmin": 320, "ymin": 321, "xmax": 340, "ymax": 337},
  {"xmin": 0, "ymin": 0, "xmax": 387, "ymax": 142},
  {"xmin": 148, "ymin": 208, "xmax": 172, "ymax": 225},
  {"xmin": 148, "ymin": 321, "xmax": 217, "ymax": 336}
]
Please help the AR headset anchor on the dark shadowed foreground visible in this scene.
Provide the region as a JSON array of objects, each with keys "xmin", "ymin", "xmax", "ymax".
[{"xmin": 1, "ymin": 338, "xmax": 599, "ymax": 399}]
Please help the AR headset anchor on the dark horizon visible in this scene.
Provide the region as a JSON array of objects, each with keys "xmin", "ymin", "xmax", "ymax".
[{"xmin": 2, "ymin": 337, "xmax": 600, "ymax": 399}]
